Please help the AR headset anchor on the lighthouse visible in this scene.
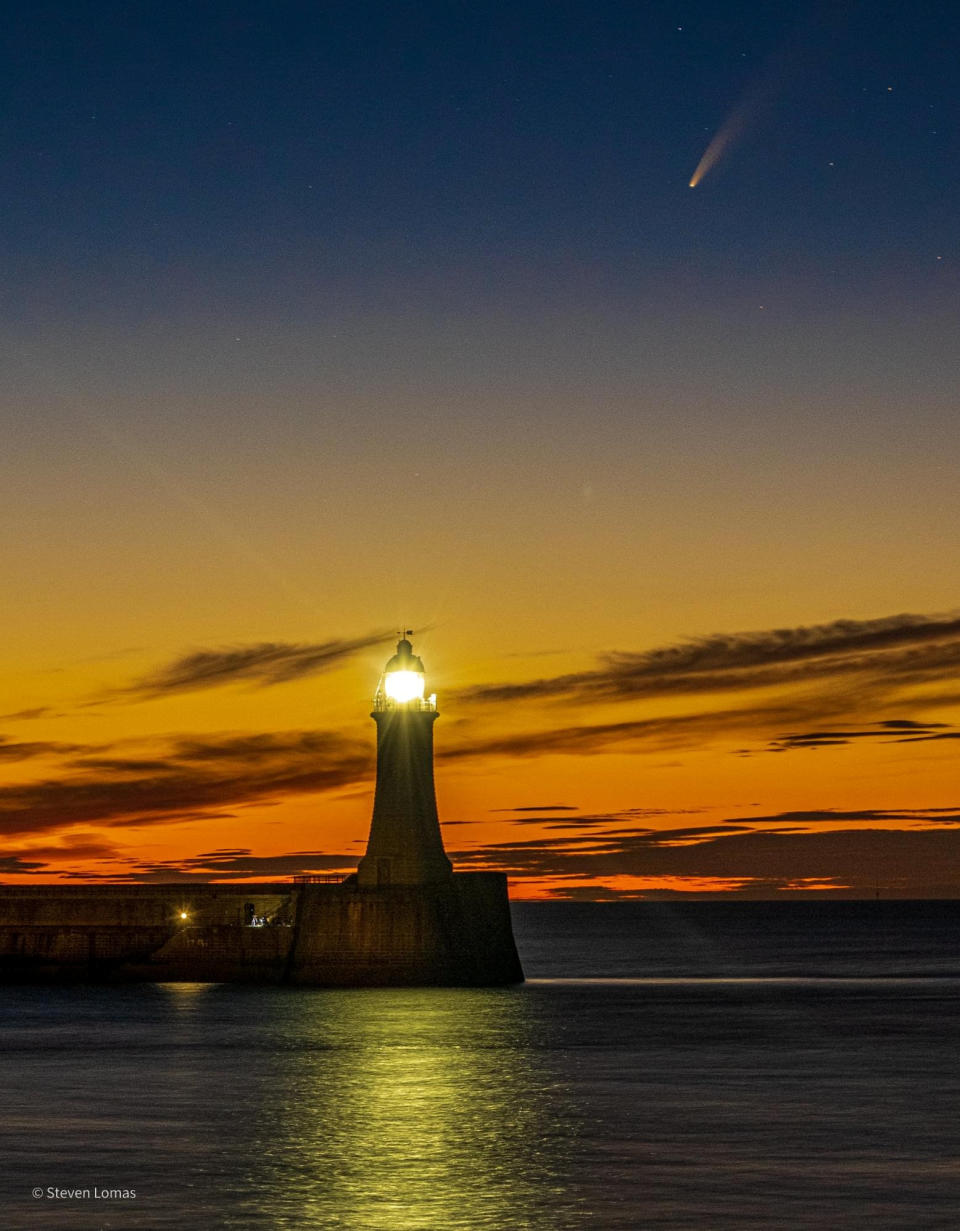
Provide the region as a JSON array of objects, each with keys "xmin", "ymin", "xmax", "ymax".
[
  {"xmin": 356, "ymin": 635, "xmax": 453, "ymax": 887},
  {"xmin": 0, "ymin": 630, "xmax": 524, "ymax": 986}
]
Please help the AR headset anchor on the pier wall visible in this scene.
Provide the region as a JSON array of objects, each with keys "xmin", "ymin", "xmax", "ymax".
[{"xmin": 0, "ymin": 875, "xmax": 523, "ymax": 986}]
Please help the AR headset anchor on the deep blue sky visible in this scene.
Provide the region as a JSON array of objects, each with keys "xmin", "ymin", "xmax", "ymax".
[{"xmin": 3, "ymin": 0, "xmax": 957, "ymax": 323}]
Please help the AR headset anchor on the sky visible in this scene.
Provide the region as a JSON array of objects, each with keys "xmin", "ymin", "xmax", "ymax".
[{"xmin": 2, "ymin": 0, "xmax": 959, "ymax": 897}]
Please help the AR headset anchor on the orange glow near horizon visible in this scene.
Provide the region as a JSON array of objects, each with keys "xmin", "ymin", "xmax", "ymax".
[
  {"xmin": 3, "ymin": 603, "xmax": 960, "ymax": 899},
  {"xmin": 2, "ymin": 386, "xmax": 960, "ymax": 899}
]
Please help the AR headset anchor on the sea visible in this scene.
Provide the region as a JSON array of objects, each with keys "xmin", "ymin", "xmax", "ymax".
[{"xmin": 3, "ymin": 900, "xmax": 960, "ymax": 1229}]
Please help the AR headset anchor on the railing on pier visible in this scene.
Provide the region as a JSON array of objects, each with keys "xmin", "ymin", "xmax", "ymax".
[{"xmin": 290, "ymin": 874, "xmax": 351, "ymax": 885}]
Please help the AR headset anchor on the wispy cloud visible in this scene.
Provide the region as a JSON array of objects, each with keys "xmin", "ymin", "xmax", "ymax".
[
  {"xmin": 722, "ymin": 807, "xmax": 960, "ymax": 826},
  {"xmin": 460, "ymin": 611, "xmax": 960, "ymax": 707},
  {"xmin": 110, "ymin": 631, "xmax": 392, "ymax": 702},
  {"xmin": 119, "ymin": 848, "xmax": 359, "ymax": 882},
  {"xmin": 766, "ymin": 719, "xmax": 952, "ymax": 752},
  {"xmin": 0, "ymin": 729, "xmax": 372, "ymax": 838},
  {"xmin": 0, "ymin": 856, "xmax": 49, "ymax": 874},
  {"xmin": 440, "ymin": 610, "xmax": 960, "ymax": 761},
  {"xmin": 440, "ymin": 700, "xmax": 849, "ymax": 761},
  {"xmin": 490, "ymin": 804, "xmax": 579, "ymax": 812},
  {"xmin": 0, "ymin": 834, "xmax": 149, "ymax": 876},
  {"xmin": 0, "ymin": 737, "xmax": 93, "ymax": 762},
  {"xmin": 450, "ymin": 813, "xmax": 960, "ymax": 896}
]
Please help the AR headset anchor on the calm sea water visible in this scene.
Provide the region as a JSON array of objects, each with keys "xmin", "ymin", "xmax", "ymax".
[{"xmin": 3, "ymin": 901, "xmax": 960, "ymax": 1229}]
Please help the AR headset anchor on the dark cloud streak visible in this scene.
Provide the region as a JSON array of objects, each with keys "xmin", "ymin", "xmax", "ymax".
[
  {"xmin": 451, "ymin": 821, "xmax": 960, "ymax": 896},
  {"xmin": 0, "ymin": 729, "xmax": 372, "ymax": 837},
  {"xmin": 111, "ymin": 632, "xmax": 392, "ymax": 701},
  {"xmin": 460, "ymin": 611, "xmax": 960, "ymax": 708}
]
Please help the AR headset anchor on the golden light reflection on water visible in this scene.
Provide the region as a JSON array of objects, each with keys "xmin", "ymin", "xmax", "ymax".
[{"xmin": 247, "ymin": 988, "xmax": 578, "ymax": 1231}]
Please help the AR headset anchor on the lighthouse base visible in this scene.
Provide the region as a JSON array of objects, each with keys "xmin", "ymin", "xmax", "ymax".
[
  {"xmin": 0, "ymin": 873, "xmax": 525, "ymax": 987},
  {"xmin": 288, "ymin": 873, "xmax": 524, "ymax": 986}
]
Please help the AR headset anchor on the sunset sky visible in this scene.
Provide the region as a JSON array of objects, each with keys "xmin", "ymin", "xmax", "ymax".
[{"xmin": 2, "ymin": 1, "xmax": 959, "ymax": 896}]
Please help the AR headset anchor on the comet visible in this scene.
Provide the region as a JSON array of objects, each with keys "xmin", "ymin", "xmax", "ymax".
[
  {"xmin": 688, "ymin": 5, "xmax": 838, "ymax": 188},
  {"xmin": 688, "ymin": 58, "xmax": 784, "ymax": 189},
  {"xmin": 689, "ymin": 100, "xmax": 754, "ymax": 188}
]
